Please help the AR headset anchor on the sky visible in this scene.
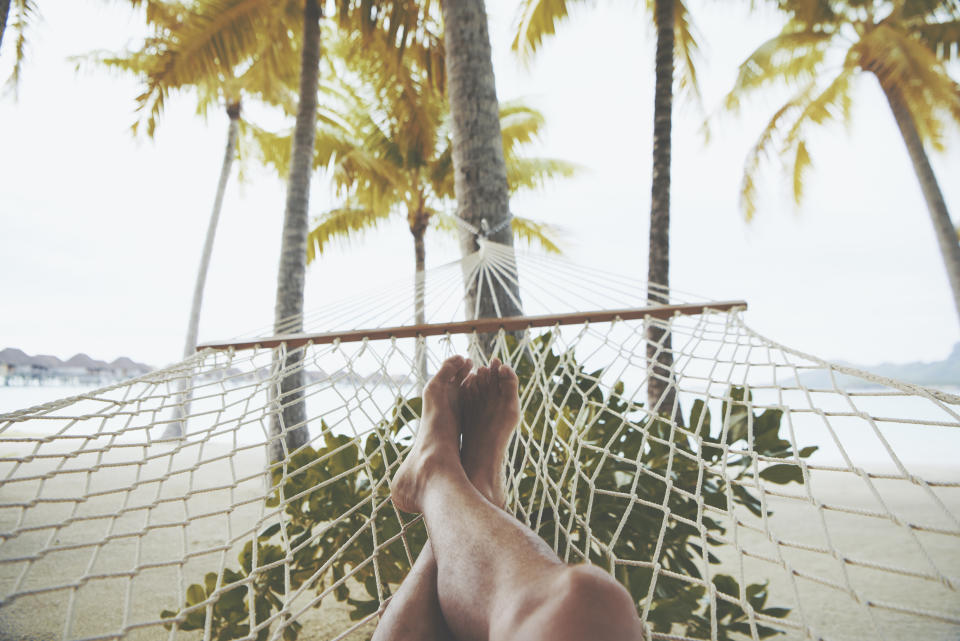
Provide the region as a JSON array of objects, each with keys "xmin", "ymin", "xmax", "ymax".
[{"xmin": 0, "ymin": 0, "xmax": 958, "ymax": 369}]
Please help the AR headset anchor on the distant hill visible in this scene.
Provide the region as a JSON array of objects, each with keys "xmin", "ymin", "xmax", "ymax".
[
  {"xmin": 1, "ymin": 348, "xmax": 152, "ymax": 381},
  {"xmin": 0, "ymin": 348, "xmax": 31, "ymax": 366},
  {"xmin": 795, "ymin": 343, "xmax": 960, "ymax": 389},
  {"xmin": 860, "ymin": 343, "xmax": 960, "ymax": 386},
  {"xmin": 32, "ymin": 354, "xmax": 65, "ymax": 369},
  {"xmin": 64, "ymin": 353, "xmax": 111, "ymax": 370}
]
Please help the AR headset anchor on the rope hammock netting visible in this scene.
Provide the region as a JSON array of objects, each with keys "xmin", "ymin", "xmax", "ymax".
[{"xmin": 1, "ymin": 240, "xmax": 958, "ymax": 641}]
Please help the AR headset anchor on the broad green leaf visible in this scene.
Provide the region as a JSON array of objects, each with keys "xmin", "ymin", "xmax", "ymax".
[
  {"xmin": 760, "ymin": 463, "xmax": 804, "ymax": 484},
  {"xmin": 186, "ymin": 583, "xmax": 205, "ymax": 606}
]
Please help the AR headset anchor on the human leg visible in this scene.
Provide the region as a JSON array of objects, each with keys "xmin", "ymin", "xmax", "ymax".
[
  {"xmin": 371, "ymin": 543, "xmax": 452, "ymax": 641},
  {"xmin": 371, "ymin": 356, "xmax": 475, "ymax": 641},
  {"xmin": 392, "ymin": 356, "xmax": 644, "ymax": 641},
  {"xmin": 374, "ymin": 356, "xmax": 524, "ymax": 641}
]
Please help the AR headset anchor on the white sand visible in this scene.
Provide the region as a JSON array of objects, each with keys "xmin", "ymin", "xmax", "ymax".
[
  {"xmin": 1, "ymin": 438, "xmax": 957, "ymax": 641},
  {"xmin": 0, "ymin": 440, "xmax": 376, "ymax": 641},
  {"xmin": 706, "ymin": 467, "xmax": 960, "ymax": 641}
]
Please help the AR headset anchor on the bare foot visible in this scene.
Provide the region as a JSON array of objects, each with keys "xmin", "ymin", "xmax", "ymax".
[
  {"xmin": 391, "ymin": 355, "xmax": 473, "ymax": 513},
  {"xmin": 460, "ymin": 358, "xmax": 521, "ymax": 508}
]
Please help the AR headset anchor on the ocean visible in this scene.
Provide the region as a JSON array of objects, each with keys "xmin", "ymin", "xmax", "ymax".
[{"xmin": 1, "ymin": 378, "xmax": 958, "ymax": 472}]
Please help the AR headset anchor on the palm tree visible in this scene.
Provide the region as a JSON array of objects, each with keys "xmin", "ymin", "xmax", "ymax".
[
  {"xmin": 270, "ymin": 0, "xmax": 443, "ymax": 458},
  {"xmin": 126, "ymin": 0, "xmax": 445, "ymax": 461},
  {"xmin": 92, "ymin": 1, "xmax": 301, "ymax": 439},
  {"xmin": 512, "ymin": 0, "xmax": 701, "ymax": 417},
  {"xmin": 115, "ymin": 0, "xmax": 315, "ymax": 459},
  {"xmin": 254, "ymin": 24, "xmax": 572, "ymax": 383},
  {"xmin": 308, "ymin": 90, "xmax": 572, "ymax": 380},
  {"xmin": 726, "ymin": 0, "xmax": 960, "ymax": 325},
  {"xmin": 647, "ymin": 0, "xmax": 680, "ymax": 420},
  {"xmin": 440, "ymin": 0, "xmax": 527, "ymax": 330},
  {"xmin": 268, "ymin": 0, "xmax": 322, "ymax": 462}
]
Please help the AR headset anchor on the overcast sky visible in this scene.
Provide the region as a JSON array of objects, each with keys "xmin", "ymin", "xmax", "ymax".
[{"xmin": 1, "ymin": 0, "xmax": 958, "ymax": 368}]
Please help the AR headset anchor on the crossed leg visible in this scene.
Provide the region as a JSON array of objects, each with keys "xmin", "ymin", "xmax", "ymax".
[
  {"xmin": 384, "ymin": 356, "xmax": 644, "ymax": 641},
  {"xmin": 372, "ymin": 356, "xmax": 513, "ymax": 641}
]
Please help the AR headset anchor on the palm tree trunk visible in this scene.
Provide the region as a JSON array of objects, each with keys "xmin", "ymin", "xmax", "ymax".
[
  {"xmin": 163, "ymin": 100, "xmax": 241, "ymax": 439},
  {"xmin": 879, "ymin": 80, "xmax": 960, "ymax": 326},
  {"xmin": 270, "ymin": 0, "xmax": 321, "ymax": 463},
  {"xmin": 441, "ymin": 0, "xmax": 523, "ymax": 332},
  {"xmin": 0, "ymin": 0, "xmax": 10, "ymax": 52},
  {"xmin": 646, "ymin": 0, "xmax": 681, "ymax": 423},
  {"xmin": 413, "ymin": 221, "xmax": 428, "ymax": 390}
]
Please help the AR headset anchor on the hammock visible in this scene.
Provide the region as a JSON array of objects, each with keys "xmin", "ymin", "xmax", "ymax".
[{"xmin": 1, "ymin": 240, "xmax": 957, "ymax": 641}]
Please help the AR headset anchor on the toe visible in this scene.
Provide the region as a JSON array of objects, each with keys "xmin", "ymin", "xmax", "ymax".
[
  {"xmin": 498, "ymin": 364, "xmax": 519, "ymax": 394},
  {"xmin": 478, "ymin": 366, "xmax": 491, "ymax": 389},
  {"xmin": 461, "ymin": 374, "xmax": 479, "ymax": 404},
  {"xmin": 435, "ymin": 355, "xmax": 465, "ymax": 382},
  {"xmin": 454, "ymin": 358, "xmax": 473, "ymax": 385},
  {"xmin": 490, "ymin": 358, "xmax": 502, "ymax": 390}
]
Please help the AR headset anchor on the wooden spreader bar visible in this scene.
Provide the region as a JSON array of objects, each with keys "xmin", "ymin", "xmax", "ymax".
[{"xmin": 197, "ymin": 300, "xmax": 747, "ymax": 352}]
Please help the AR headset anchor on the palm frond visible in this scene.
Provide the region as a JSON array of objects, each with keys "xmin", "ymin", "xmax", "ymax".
[
  {"xmin": 132, "ymin": 0, "xmax": 291, "ymax": 136},
  {"xmin": 739, "ymin": 84, "xmax": 814, "ymax": 221},
  {"xmin": 724, "ymin": 29, "xmax": 832, "ymax": 112},
  {"xmin": 500, "ymin": 101, "xmax": 546, "ymax": 155},
  {"xmin": 783, "ymin": 67, "xmax": 853, "ymax": 148},
  {"xmin": 915, "ymin": 19, "xmax": 960, "ymax": 61},
  {"xmin": 331, "ymin": 27, "xmax": 445, "ymax": 168},
  {"xmin": 247, "ymin": 123, "xmax": 295, "ymax": 176},
  {"xmin": 791, "ymin": 139, "xmax": 811, "ymax": 206},
  {"xmin": 779, "ymin": 0, "xmax": 840, "ymax": 28},
  {"xmin": 3, "ymin": 0, "xmax": 38, "ymax": 97},
  {"xmin": 139, "ymin": 1, "xmax": 191, "ymax": 28},
  {"xmin": 774, "ymin": 68, "xmax": 852, "ymax": 209},
  {"xmin": 511, "ymin": 0, "xmax": 585, "ymax": 62},
  {"xmin": 430, "ymin": 211, "xmax": 460, "ymax": 234},
  {"xmin": 505, "ymin": 157, "xmax": 580, "ymax": 193},
  {"xmin": 733, "ymin": 0, "xmax": 960, "ymax": 224},
  {"xmin": 858, "ymin": 23, "xmax": 960, "ymax": 149},
  {"xmin": 428, "ymin": 139, "xmax": 454, "ymax": 200},
  {"xmin": 511, "ymin": 216, "xmax": 563, "ymax": 254},
  {"xmin": 306, "ymin": 207, "xmax": 392, "ymax": 264},
  {"xmin": 673, "ymin": 0, "xmax": 705, "ymax": 113}
]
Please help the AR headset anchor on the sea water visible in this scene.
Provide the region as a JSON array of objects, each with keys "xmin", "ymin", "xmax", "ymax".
[{"xmin": 1, "ymin": 378, "xmax": 958, "ymax": 471}]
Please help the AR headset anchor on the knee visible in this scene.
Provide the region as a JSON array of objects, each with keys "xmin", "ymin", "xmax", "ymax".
[
  {"xmin": 503, "ymin": 565, "xmax": 644, "ymax": 641},
  {"xmin": 552, "ymin": 565, "xmax": 639, "ymax": 627}
]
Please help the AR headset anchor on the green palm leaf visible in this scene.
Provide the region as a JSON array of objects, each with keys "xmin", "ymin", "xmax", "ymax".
[
  {"xmin": 724, "ymin": 30, "xmax": 832, "ymax": 112},
  {"xmin": 4, "ymin": 0, "xmax": 38, "ymax": 94},
  {"xmin": 915, "ymin": 19, "xmax": 960, "ymax": 61},
  {"xmin": 511, "ymin": 0, "xmax": 585, "ymax": 62},
  {"xmin": 728, "ymin": 1, "xmax": 960, "ymax": 326},
  {"xmin": 306, "ymin": 207, "xmax": 392, "ymax": 264},
  {"xmin": 506, "ymin": 158, "xmax": 580, "ymax": 192},
  {"xmin": 511, "ymin": 216, "xmax": 563, "ymax": 254},
  {"xmin": 500, "ymin": 101, "xmax": 546, "ymax": 155}
]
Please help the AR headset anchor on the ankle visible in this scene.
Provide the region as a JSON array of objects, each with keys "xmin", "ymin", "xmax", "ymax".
[{"xmin": 466, "ymin": 475, "xmax": 505, "ymax": 508}]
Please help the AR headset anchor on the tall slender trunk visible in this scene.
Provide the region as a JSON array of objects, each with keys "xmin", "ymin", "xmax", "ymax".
[
  {"xmin": 0, "ymin": 0, "xmax": 10, "ymax": 52},
  {"xmin": 441, "ymin": 0, "xmax": 523, "ymax": 334},
  {"xmin": 646, "ymin": 0, "xmax": 681, "ymax": 422},
  {"xmin": 270, "ymin": 0, "xmax": 321, "ymax": 463},
  {"xmin": 163, "ymin": 101, "xmax": 241, "ymax": 439},
  {"xmin": 413, "ymin": 218, "xmax": 428, "ymax": 390},
  {"xmin": 878, "ymin": 79, "xmax": 960, "ymax": 326}
]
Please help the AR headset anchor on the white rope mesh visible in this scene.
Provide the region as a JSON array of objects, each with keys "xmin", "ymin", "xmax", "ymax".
[{"xmin": 1, "ymin": 244, "xmax": 957, "ymax": 641}]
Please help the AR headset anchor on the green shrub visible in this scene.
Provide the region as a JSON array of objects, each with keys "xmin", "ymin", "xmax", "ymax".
[{"xmin": 162, "ymin": 333, "xmax": 811, "ymax": 640}]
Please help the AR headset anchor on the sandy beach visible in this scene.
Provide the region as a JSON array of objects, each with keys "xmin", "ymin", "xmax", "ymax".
[{"xmin": 0, "ymin": 435, "xmax": 957, "ymax": 641}]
